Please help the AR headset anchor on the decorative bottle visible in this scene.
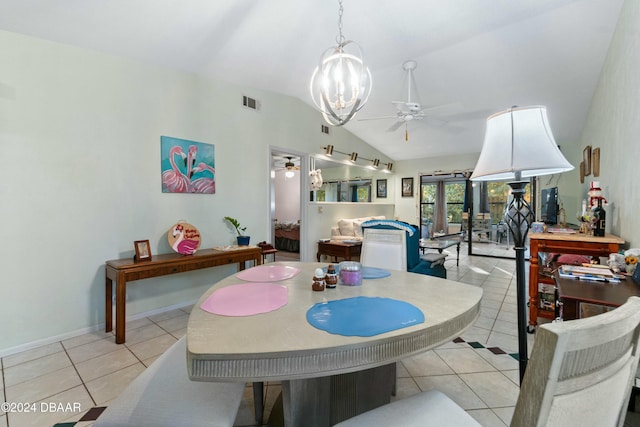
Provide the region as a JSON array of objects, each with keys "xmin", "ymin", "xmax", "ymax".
[
  {"xmin": 312, "ymin": 268, "xmax": 325, "ymax": 291},
  {"xmin": 325, "ymin": 264, "xmax": 338, "ymax": 288},
  {"xmin": 593, "ymin": 199, "xmax": 606, "ymax": 237}
]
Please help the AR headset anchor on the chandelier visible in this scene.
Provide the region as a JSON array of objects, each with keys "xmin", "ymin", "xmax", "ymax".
[{"xmin": 310, "ymin": 0, "xmax": 372, "ymax": 126}]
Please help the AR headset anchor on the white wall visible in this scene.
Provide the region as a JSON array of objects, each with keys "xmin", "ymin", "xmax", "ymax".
[
  {"xmin": 0, "ymin": 29, "xmax": 390, "ymax": 353},
  {"xmin": 577, "ymin": 0, "xmax": 639, "ymax": 245}
]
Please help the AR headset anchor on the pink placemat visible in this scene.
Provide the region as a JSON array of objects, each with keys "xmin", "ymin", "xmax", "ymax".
[
  {"xmin": 235, "ymin": 264, "xmax": 301, "ymax": 282},
  {"xmin": 200, "ymin": 283, "xmax": 288, "ymax": 316}
]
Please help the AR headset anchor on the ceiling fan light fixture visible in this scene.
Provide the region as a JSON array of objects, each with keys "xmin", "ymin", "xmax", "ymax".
[
  {"xmin": 285, "ymin": 170, "xmax": 295, "ymax": 178},
  {"xmin": 310, "ymin": 0, "xmax": 371, "ymax": 127}
]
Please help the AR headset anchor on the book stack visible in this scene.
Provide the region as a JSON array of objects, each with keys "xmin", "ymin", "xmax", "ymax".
[{"xmin": 558, "ymin": 265, "xmax": 620, "ymax": 283}]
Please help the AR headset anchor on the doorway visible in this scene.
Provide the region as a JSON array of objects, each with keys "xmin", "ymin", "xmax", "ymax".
[{"xmin": 270, "ymin": 148, "xmax": 306, "ymax": 261}]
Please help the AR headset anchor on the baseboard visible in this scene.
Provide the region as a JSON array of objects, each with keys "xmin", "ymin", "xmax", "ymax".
[{"xmin": 0, "ymin": 300, "xmax": 197, "ymax": 357}]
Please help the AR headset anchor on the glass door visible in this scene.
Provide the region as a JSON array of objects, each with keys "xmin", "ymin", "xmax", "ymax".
[{"xmin": 468, "ymin": 180, "xmax": 532, "ymax": 258}]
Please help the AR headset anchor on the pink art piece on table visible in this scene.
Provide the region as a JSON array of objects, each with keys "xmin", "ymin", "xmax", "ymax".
[
  {"xmin": 167, "ymin": 221, "xmax": 201, "ymax": 255},
  {"xmin": 236, "ymin": 264, "xmax": 301, "ymax": 282},
  {"xmin": 200, "ymin": 283, "xmax": 288, "ymax": 316}
]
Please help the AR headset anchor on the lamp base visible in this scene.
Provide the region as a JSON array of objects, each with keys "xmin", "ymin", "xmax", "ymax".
[{"xmin": 505, "ymin": 180, "xmax": 533, "ymax": 384}]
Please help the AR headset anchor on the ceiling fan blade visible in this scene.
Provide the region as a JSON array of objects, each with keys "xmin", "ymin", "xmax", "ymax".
[
  {"xmin": 421, "ymin": 102, "xmax": 464, "ymax": 115},
  {"xmin": 423, "ymin": 116, "xmax": 448, "ymax": 127},
  {"xmin": 357, "ymin": 115, "xmax": 399, "ymax": 121},
  {"xmin": 386, "ymin": 120, "xmax": 404, "ymax": 132}
]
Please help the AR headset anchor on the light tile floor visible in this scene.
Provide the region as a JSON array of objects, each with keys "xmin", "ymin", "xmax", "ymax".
[{"xmin": 0, "ymin": 246, "xmax": 636, "ymax": 426}]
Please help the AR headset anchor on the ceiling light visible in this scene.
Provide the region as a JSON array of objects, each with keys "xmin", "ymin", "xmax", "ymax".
[
  {"xmin": 373, "ymin": 159, "xmax": 380, "ymax": 168},
  {"xmin": 350, "ymin": 152, "xmax": 358, "ymax": 162},
  {"xmin": 310, "ymin": 0, "xmax": 372, "ymax": 127},
  {"xmin": 325, "ymin": 145, "xmax": 334, "ymax": 156},
  {"xmin": 386, "ymin": 162, "xmax": 393, "ymax": 172},
  {"xmin": 285, "ymin": 170, "xmax": 295, "ymax": 178}
]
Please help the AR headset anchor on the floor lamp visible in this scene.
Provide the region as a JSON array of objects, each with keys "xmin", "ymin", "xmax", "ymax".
[{"xmin": 470, "ymin": 106, "xmax": 574, "ymax": 383}]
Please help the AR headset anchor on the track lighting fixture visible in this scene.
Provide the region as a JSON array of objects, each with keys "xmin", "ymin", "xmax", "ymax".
[{"xmin": 318, "ymin": 146, "xmax": 392, "ymax": 172}]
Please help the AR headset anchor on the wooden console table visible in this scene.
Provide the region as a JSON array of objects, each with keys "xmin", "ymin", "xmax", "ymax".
[
  {"xmin": 316, "ymin": 241, "xmax": 362, "ymax": 262},
  {"xmin": 106, "ymin": 247, "xmax": 261, "ymax": 343},
  {"xmin": 528, "ymin": 232, "xmax": 624, "ymax": 329}
]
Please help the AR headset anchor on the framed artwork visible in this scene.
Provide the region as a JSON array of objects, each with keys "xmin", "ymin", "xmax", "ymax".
[
  {"xmin": 161, "ymin": 136, "xmax": 216, "ymax": 194},
  {"xmin": 402, "ymin": 177, "xmax": 414, "ymax": 197},
  {"xmin": 377, "ymin": 179, "xmax": 387, "ymax": 198},
  {"xmin": 134, "ymin": 240, "xmax": 152, "ymax": 261},
  {"xmin": 583, "ymin": 145, "xmax": 592, "ymax": 176},
  {"xmin": 592, "ymin": 147, "xmax": 600, "ymax": 177},
  {"xmin": 580, "ymin": 161, "xmax": 585, "ymax": 184}
]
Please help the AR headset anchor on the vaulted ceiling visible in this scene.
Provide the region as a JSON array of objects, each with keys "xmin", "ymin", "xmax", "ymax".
[{"xmin": 0, "ymin": 0, "xmax": 624, "ymax": 160}]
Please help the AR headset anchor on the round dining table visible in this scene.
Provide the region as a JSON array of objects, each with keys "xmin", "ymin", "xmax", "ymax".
[{"xmin": 187, "ymin": 261, "xmax": 482, "ymax": 426}]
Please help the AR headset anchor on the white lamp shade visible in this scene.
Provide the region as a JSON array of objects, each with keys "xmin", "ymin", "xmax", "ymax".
[{"xmin": 471, "ymin": 106, "xmax": 574, "ymax": 181}]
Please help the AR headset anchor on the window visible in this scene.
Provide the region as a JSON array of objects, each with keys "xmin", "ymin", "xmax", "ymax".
[
  {"xmin": 445, "ymin": 182, "xmax": 466, "ymax": 224},
  {"xmin": 420, "ymin": 178, "xmax": 466, "ymax": 236}
]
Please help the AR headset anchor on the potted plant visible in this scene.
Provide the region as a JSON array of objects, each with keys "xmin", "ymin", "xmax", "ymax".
[{"xmin": 224, "ymin": 216, "xmax": 250, "ymax": 246}]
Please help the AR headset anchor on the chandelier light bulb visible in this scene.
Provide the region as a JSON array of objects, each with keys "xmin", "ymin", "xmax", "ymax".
[{"xmin": 310, "ymin": 0, "xmax": 371, "ymax": 127}]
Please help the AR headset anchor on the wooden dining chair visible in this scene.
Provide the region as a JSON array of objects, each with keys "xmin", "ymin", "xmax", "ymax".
[{"xmin": 336, "ymin": 296, "xmax": 640, "ymax": 427}]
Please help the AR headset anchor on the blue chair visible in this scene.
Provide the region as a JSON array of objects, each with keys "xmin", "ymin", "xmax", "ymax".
[{"xmin": 361, "ymin": 220, "xmax": 446, "ymax": 278}]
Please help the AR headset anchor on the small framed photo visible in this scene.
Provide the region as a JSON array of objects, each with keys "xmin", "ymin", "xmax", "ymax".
[
  {"xmin": 134, "ymin": 240, "xmax": 152, "ymax": 261},
  {"xmin": 592, "ymin": 147, "xmax": 600, "ymax": 177},
  {"xmin": 377, "ymin": 179, "xmax": 387, "ymax": 198},
  {"xmin": 402, "ymin": 177, "xmax": 414, "ymax": 197},
  {"xmin": 583, "ymin": 145, "xmax": 592, "ymax": 176}
]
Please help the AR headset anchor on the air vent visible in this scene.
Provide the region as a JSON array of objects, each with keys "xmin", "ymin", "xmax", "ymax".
[
  {"xmin": 321, "ymin": 124, "xmax": 330, "ymax": 135},
  {"xmin": 242, "ymin": 95, "xmax": 258, "ymax": 110}
]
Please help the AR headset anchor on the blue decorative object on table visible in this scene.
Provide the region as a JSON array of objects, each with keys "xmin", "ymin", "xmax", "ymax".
[{"xmin": 306, "ymin": 296, "xmax": 425, "ymax": 337}]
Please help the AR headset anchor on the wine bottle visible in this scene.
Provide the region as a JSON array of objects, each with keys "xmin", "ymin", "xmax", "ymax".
[{"xmin": 593, "ymin": 199, "xmax": 606, "ymax": 237}]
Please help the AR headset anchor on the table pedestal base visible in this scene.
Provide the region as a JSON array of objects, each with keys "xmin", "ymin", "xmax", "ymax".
[{"xmin": 271, "ymin": 364, "xmax": 395, "ymax": 426}]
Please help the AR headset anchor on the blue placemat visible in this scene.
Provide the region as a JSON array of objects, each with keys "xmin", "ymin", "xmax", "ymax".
[
  {"xmin": 362, "ymin": 266, "xmax": 391, "ymax": 279},
  {"xmin": 306, "ymin": 296, "xmax": 424, "ymax": 337},
  {"xmin": 322, "ymin": 265, "xmax": 391, "ymax": 279}
]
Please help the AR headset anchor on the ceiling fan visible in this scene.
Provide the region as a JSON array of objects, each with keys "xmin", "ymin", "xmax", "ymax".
[
  {"xmin": 274, "ymin": 156, "xmax": 300, "ymax": 178},
  {"xmin": 358, "ymin": 60, "xmax": 460, "ymax": 141}
]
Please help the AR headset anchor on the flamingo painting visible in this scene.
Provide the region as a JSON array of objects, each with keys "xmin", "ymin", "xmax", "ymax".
[
  {"xmin": 161, "ymin": 145, "xmax": 189, "ymax": 193},
  {"xmin": 186, "ymin": 145, "xmax": 198, "ymax": 179},
  {"xmin": 190, "ymin": 162, "xmax": 216, "ymax": 194},
  {"xmin": 161, "ymin": 136, "xmax": 215, "ymax": 194},
  {"xmin": 169, "ymin": 223, "xmax": 201, "ymax": 255}
]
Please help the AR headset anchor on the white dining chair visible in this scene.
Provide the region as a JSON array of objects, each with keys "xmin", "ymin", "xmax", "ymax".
[
  {"xmin": 336, "ymin": 296, "xmax": 640, "ymax": 427},
  {"xmin": 94, "ymin": 336, "xmax": 246, "ymax": 427},
  {"xmin": 361, "ymin": 228, "xmax": 407, "ymax": 271}
]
